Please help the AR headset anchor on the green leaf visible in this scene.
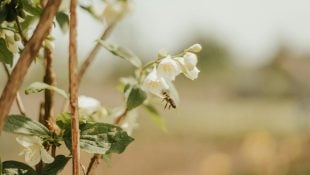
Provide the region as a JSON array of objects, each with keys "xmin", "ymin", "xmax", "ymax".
[
  {"xmin": 2, "ymin": 161, "xmax": 38, "ymax": 175},
  {"xmin": 0, "ymin": 38, "xmax": 13, "ymax": 65},
  {"xmin": 56, "ymin": 12, "xmax": 69, "ymax": 32},
  {"xmin": 25, "ymin": 82, "xmax": 68, "ymax": 99},
  {"xmin": 63, "ymin": 122, "xmax": 134, "ymax": 155},
  {"xmin": 3, "ymin": 115, "xmax": 50, "ymax": 137},
  {"xmin": 126, "ymin": 87, "xmax": 147, "ymax": 111},
  {"xmin": 144, "ymin": 104, "xmax": 167, "ymax": 132},
  {"xmin": 20, "ymin": 15, "xmax": 36, "ymax": 31},
  {"xmin": 98, "ymin": 41, "xmax": 142, "ymax": 68},
  {"xmin": 41, "ymin": 155, "xmax": 71, "ymax": 175},
  {"xmin": 20, "ymin": 0, "xmax": 41, "ymax": 16},
  {"xmin": 56, "ymin": 113, "xmax": 71, "ymax": 130}
]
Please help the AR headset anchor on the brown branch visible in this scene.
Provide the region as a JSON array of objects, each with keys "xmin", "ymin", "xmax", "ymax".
[
  {"xmin": 69, "ymin": 0, "xmax": 81, "ymax": 174},
  {"xmin": 43, "ymin": 42, "xmax": 56, "ymax": 129},
  {"xmin": 2, "ymin": 63, "xmax": 26, "ymax": 115},
  {"xmin": 62, "ymin": 21, "xmax": 117, "ymax": 113},
  {"xmin": 0, "ymin": 0, "xmax": 61, "ymax": 131},
  {"xmin": 86, "ymin": 154, "xmax": 101, "ymax": 175}
]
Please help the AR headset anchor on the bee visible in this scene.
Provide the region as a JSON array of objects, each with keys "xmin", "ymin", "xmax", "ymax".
[{"xmin": 161, "ymin": 90, "xmax": 176, "ymax": 109}]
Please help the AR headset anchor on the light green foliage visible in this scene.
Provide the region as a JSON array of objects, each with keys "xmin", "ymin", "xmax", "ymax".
[
  {"xmin": 0, "ymin": 38, "xmax": 13, "ymax": 65},
  {"xmin": 25, "ymin": 82, "xmax": 68, "ymax": 99},
  {"xmin": 3, "ymin": 115, "xmax": 50, "ymax": 137},
  {"xmin": 41, "ymin": 155, "xmax": 71, "ymax": 175},
  {"xmin": 2, "ymin": 161, "xmax": 37, "ymax": 175},
  {"xmin": 20, "ymin": 0, "xmax": 41, "ymax": 16},
  {"xmin": 126, "ymin": 87, "xmax": 147, "ymax": 111},
  {"xmin": 62, "ymin": 122, "xmax": 134, "ymax": 154},
  {"xmin": 99, "ymin": 41, "xmax": 142, "ymax": 68},
  {"xmin": 56, "ymin": 12, "xmax": 69, "ymax": 32}
]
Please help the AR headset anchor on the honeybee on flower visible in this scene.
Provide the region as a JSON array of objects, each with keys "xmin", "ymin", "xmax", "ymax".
[{"xmin": 141, "ymin": 43, "xmax": 202, "ymax": 109}]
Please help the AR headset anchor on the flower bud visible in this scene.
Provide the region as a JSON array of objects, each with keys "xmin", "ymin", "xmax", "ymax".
[{"xmin": 186, "ymin": 43, "xmax": 202, "ymax": 53}]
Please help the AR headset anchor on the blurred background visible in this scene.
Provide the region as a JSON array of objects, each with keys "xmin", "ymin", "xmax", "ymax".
[{"xmin": 1, "ymin": 0, "xmax": 310, "ymax": 174}]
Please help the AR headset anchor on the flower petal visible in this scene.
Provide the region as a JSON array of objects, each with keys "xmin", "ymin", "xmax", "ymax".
[
  {"xmin": 157, "ymin": 56, "xmax": 181, "ymax": 81},
  {"xmin": 16, "ymin": 136, "xmax": 34, "ymax": 148},
  {"xmin": 40, "ymin": 147, "xmax": 54, "ymax": 164},
  {"xmin": 25, "ymin": 146, "xmax": 41, "ymax": 166},
  {"xmin": 184, "ymin": 67, "xmax": 200, "ymax": 80},
  {"xmin": 183, "ymin": 52, "xmax": 198, "ymax": 71},
  {"xmin": 142, "ymin": 67, "xmax": 169, "ymax": 97}
]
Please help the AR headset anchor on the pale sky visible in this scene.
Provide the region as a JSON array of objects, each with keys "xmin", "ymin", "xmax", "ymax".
[
  {"xmin": 54, "ymin": 0, "xmax": 310, "ymax": 70},
  {"xmin": 128, "ymin": 0, "xmax": 310, "ymax": 65}
]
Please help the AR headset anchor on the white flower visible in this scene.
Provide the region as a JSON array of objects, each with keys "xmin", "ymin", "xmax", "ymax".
[
  {"xmin": 78, "ymin": 96, "xmax": 107, "ymax": 122},
  {"xmin": 184, "ymin": 67, "xmax": 200, "ymax": 80},
  {"xmin": 177, "ymin": 53, "xmax": 200, "ymax": 80},
  {"xmin": 186, "ymin": 43, "xmax": 202, "ymax": 53},
  {"xmin": 157, "ymin": 55, "xmax": 181, "ymax": 81},
  {"xmin": 142, "ymin": 67, "xmax": 169, "ymax": 97},
  {"xmin": 5, "ymin": 32, "xmax": 19, "ymax": 53},
  {"xmin": 120, "ymin": 110, "xmax": 139, "ymax": 136},
  {"xmin": 16, "ymin": 136, "xmax": 54, "ymax": 166},
  {"xmin": 183, "ymin": 52, "xmax": 198, "ymax": 71}
]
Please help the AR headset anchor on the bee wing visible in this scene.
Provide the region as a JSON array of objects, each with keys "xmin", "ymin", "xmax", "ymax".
[{"xmin": 166, "ymin": 81, "xmax": 180, "ymax": 107}]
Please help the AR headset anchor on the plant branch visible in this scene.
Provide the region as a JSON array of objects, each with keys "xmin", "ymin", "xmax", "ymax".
[
  {"xmin": 15, "ymin": 17, "xmax": 28, "ymax": 44},
  {"xmin": 78, "ymin": 22, "xmax": 117, "ymax": 85},
  {"xmin": 69, "ymin": 0, "xmax": 81, "ymax": 174},
  {"xmin": 2, "ymin": 63, "xmax": 26, "ymax": 115},
  {"xmin": 0, "ymin": 0, "xmax": 61, "ymax": 131},
  {"xmin": 62, "ymin": 21, "xmax": 117, "ymax": 113},
  {"xmin": 86, "ymin": 154, "xmax": 101, "ymax": 175},
  {"xmin": 42, "ymin": 36, "xmax": 56, "ymax": 129}
]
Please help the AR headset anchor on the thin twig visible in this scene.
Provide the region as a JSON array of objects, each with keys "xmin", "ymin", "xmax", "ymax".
[
  {"xmin": 62, "ymin": 22, "xmax": 117, "ymax": 113},
  {"xmin": 69, "ymin": 0, "xmax": 81, "ymax": 174},
  {"xmin": 115, "ymin": 107, "xmax": 128, "ymax": 124},
  {"xmin": 2, "ymin": 63, "xmax": 26, "ymax": 115},
  {"xmin": 78, "ymin": 22, "xmax": 117, "ymax": 84},
  {"xmin": 15, "ymin": 17, "xmax": 28, "ymax": 44},
  {"xmin": 0, "ymin": 0, "xmax": 61, "ymax": 131},
  {"xmin": 86, "ymin": 154, "xmax": 101, "ymax": 175}
]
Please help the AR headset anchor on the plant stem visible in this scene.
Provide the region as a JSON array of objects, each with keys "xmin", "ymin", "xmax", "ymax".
[
  {"xmin": 115, "ymin": 107, "xmax": 128, "ymax": 124},
  {"xmin": 2, "ymin": 63, "xmax": 26, "ymax": 115},
  {"xmin": 78, "ymin": 22, "xmax": 117, "ymax": 85},
  {"xmin": 15, "ymin": 17, "xmax": 28, "ymax": 44},
  {"xmin": 69, "ymin": 0, "xmax": 81, "ymax": 174},
  {"xmin": 62, "ymin": 21, "xmax": 117, "ymax": 113},
  {"xmin": 86, "ymin": 154, "xmax": 101, "ymax": 175},
  {"xmin": 0, "ymin": 0, "xmax": 61, "ymax": 132},
  {"xmin": 43, "ymin": 38, "xmax": 56, "ymax": 130}
]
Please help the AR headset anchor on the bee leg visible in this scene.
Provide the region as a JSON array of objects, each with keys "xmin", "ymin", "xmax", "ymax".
[{"xmin": 164, "ymin": 102, "xmax": 168, "ymax": 109}]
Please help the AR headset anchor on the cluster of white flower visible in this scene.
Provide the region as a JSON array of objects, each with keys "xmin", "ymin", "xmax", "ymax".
[
  {"xmin": 16, "ymin": 136, "xmax": 54, "ymax": 166},
  {"xmin": 142, "ymin": 44, "xmax": 202, "ymax": 98}
]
